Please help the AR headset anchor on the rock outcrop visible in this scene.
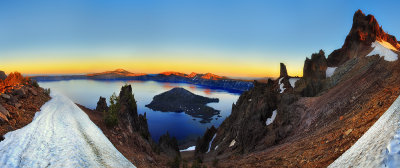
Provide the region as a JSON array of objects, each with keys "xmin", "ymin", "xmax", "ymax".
[
  {"xmin": 279, "ymin": 63, "xmax": 288, "ymax": 78},
  {"xmin": 327, "ymin": 9, "xmax": 400, "ymax": 66},
  {"xmin": 0, "ymin": 73, "xmax": 51, "ymax": 139},
  {"xmin": 118, "ymin": 84, "xmax": 151, "ymax": 140},
  {"xmin": 158, "ymin": 132, "xmax": 180, "ymax": 158},
  {"xmin": 295, "ymin": 50, "xmax": 328, "ymax": 97},
  {"xmin": 95, "ymin": 96, "xmax": 108, "ymax": 112},
  {"xmin": 195, "ymin": 126, "xmax": 217, "ymax": 156},
  {"xmin": 0, "ymin": 71, "xmax": 6, "ymax": 81},
  {"xmin": 197, "ymin": 80, "xmax": 285, "ymax": 156}
]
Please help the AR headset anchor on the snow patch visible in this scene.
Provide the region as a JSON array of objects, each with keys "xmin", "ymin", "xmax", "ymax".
[
  {"xmin": 326, "ymin": 67, "xmax": 337, "ymax": 78},
  {"xmin": 367, "ymin": 40, "xmax": 398, "ymax": 62},
  {"xmin": 0, "ymin": 91, "xmax": 135, "ymax": 168},
  {"xmin": 266, "ymin": 110, "xmax": 277, "ymax": 126},
  {"xmin": 207, "ymin": 133, "xmax": 217, "ymax": 153},
  {"xmin": 329, "ymin": 94, "xmax": 400, "ymax": 167},
  {"xmin": 180, "ymin": 146, "xmax": 196, "ymax": 152},
  {"xmin": 278, "ymin": 77, "xmax": 285, "ymax": 93},
  {"xmin": 289, "ymin": 78, "xmax": 300, "ymax": 88},
  {"xmin": 229, "ymin": 140, "xmax": 236, "ymax": 147},
  {"xmin": 215, "ymin": 145, "xmax": 219, "ymax": 150}
]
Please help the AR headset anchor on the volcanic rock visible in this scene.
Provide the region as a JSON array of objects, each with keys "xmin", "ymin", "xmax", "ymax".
[
  {"xmin": 158, "ymin": 132, "xmax": 180, "ymax": 158},
  {"xmin": 0, "ymin": 104, "xmax": 10, "ymax": 118},
  {"xmin": 95, "ymin": 96, "xmax": 108, "ymax": 112},
  {"xmin": 12, "ymin": 89, "xmax": 26, "ymax": 98},
  {"xmin": 146, "ymin": 87, "xmax": 220, "ymax": 123},
  {"xmin": 295, "ymin": 50, "xmax": 328, "ymax": 97},
  {"xmin": 1, "ymin": 94, "xmax": 10, "ymax": 100},
  {"xmin": 118, "ymin": 84, "xmax": 151, "ymax": 140},
  {"xmin": 195, "ymin": 126, "xmax": 217, "ymax": 155},
  {"xmin": 327, "ymin": 9, "xmax": 400, "ymax": 66},
  {"xmin": 303, "ymin": 50, "xmax": 328, "ymax": 80},
  {"xmin": 0, "ymin": 71, "xmax": 6, "ymax": 80},
  {"xmin": 279, "ymin": 63, "xmax": 288, "ymax": 78}
]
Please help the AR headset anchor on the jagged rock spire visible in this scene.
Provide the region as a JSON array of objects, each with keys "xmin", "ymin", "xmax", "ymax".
[{"xmin": 279, "ymin": 63, "xmax": 288, "ymax": 78}]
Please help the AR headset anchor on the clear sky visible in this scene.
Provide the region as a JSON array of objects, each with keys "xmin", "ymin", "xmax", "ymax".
[{"xmin": 1, "ymin": 0, "xmax": 400, "ymax": 77}]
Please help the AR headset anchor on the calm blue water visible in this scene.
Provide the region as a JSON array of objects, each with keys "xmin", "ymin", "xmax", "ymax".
[{"xmin": 38, "ymin": 80, "xmax": 240, "ymax": 143}]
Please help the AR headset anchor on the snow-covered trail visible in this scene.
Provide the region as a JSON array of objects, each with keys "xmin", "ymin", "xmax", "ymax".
[
  {"xmin": 329, "ymin": 95, "xmax": 400, "ymax": 167},
  {"xmin": 0, "ymin": 92, "xmax": 135, "ymax": 168}
]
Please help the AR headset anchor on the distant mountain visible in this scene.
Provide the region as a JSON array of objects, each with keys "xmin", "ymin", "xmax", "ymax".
[
  {"xmin": 87, "ymin": 69, "xmax": 147, "ymax": 78},
  {"xmin": 31, "ymin": 69, "xmax": 253, "ymax": 92}
]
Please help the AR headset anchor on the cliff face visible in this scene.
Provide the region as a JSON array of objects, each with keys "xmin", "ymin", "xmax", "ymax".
[{"xmin": 327, "ymin": 9, "xmax": 400, "ymax": 66}]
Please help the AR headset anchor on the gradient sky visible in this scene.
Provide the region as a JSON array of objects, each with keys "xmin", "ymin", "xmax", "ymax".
[{"xmin": 1, "ymin": 0, "xmax": 400, "ymax": 77}]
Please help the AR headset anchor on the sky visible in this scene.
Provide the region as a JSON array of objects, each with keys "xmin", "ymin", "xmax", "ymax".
[{"xmin": 1, "ymin": 0, "xmax": 400, "ymax": 78}]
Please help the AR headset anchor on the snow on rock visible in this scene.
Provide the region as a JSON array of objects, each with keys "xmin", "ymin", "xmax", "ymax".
[
  {"xmin": 367, "ymin": 40, "xmax": 398, "ymax": 62},
  {"xmin": 229, "ymin": 140, "xmax": 236, "ymax": 147},
  {"xmin": 0, "ymin": 91, "xmax": 135, "ymax": 168},
  {"xmin": 289, "ymin": 78, "xmax": 300, "ymax": 88},
  {"xmin": 326, "ymin": 67, "xmax": 337, "ymax": 78},
  {"xmin": 266, "ymin": 110, "xmax": 277, "ymax": 126},
  {"xmin": 180, "ymin": 146, "xmax": 196, "ymax": 152},
  {"xmin": 215, "ymin": 145, "xmax": 219, "ymax": 150},
  {"xmin": 207, "ymin": 133, "xmax": 217, "ymax": 153},
  {"xmin": 278, "ymin": 77, "xmax": 285, "ymax": 93},
  {"xmin": 329, "ymin": 94, "xmax": 400, "ymax": 168}
]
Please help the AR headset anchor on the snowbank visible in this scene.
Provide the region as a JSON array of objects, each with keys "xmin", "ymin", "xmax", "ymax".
[
  {"xmin": 278, "ymin": 77, "xmax": 285, "ymax": 93},
  {"xmin": 0, "ymin": 91, "xmax": 135, "ymax": 168},
  {"xmin": 329, "ymin": 94, "xmax": 400, "ymax": 167},
  {"xmin": 180, "ymin": 146, "xmax": 195, "ymax": 152},
  {"xmin": 229, "ymin": 140, "xmax": 236, "ymax": 147},
  {"xmin": 289, "ymin": 78, "xmax": 300, "ymax": 88},
  {"xmin": 266, "ymin": 110, "xmax": 277, "ymax": 126},
  {"xmin": 326, "ymin": 67, "xmax": 337, "ymax": 78},
  {"xmin": 207, "ymin": 133, "xmax": 217, "ymax": 153},
  {"xmin": 367, "ymin": 40, "xmax": 398, "ymax": 62}
]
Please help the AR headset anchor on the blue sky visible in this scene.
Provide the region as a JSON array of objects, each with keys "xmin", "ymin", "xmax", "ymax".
[{"xmin": 1, "ymin": 0, "xmax": 399, "ymax": 77}]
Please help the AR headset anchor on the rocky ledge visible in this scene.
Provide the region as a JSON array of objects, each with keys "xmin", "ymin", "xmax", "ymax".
[{"xmin": 146, "ymin": 87, "xmax": 219, "ymax": 123}]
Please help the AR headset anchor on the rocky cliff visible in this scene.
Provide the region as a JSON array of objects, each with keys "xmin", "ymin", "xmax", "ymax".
[
  {"xmin": 327, "ymin": 9, "xmax": 399, "ymax": 66},
  {"xmin": 195, "ymin": 10, "xmax": 400, "ymax": 167}
]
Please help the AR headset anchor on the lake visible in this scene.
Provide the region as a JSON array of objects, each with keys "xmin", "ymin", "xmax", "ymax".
[{"xmin": 38, "ymin": 80, "xmax": 240, "ymax": 144}]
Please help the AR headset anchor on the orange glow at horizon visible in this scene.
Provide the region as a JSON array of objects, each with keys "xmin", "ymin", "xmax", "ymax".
[{"xmin": 1, "ymin": 52, "xmax": 303, "ymax": 78}]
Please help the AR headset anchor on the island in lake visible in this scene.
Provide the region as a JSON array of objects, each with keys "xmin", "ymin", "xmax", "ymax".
[{"xmin": 146, "ymin": 87, "xmax": 220, "ymax": 123}]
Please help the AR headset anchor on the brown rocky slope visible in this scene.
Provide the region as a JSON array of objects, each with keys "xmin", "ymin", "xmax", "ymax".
[
  {"xmin": 0, "ymin": 71, "xmax": 51, "ymax": 140},
  {"xmin": 195, "ymin": 10, "xmax": 400, "ymax": 167}
]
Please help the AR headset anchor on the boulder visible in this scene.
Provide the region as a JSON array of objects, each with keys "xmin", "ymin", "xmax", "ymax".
[
  {"xmin": 0, "ymin": 112, "xmax": 8, "ymax": 123},
  {"xmin": 0, "ymin": 104, "xmax": 10, "ymax": 118},
  {"xmin": 1, "ymin": 94, "xmax": 10, "ymax": 100},
  {"xmin": 95, "ymin": 96, "xmax": 108, "ymax": 112},
  {"xmin": 28, "ymin": 88, "xmax": 38, "ymax": 96},
  {"xmin": 13, "ymin": 89, "xmax": 26, "ymax": 98},
  {"xmin": 0, "ymin": 71, "xmax": 6, "ymax": 80}
]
